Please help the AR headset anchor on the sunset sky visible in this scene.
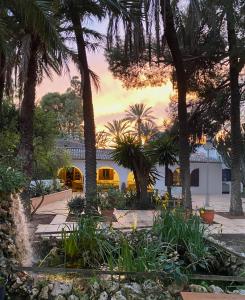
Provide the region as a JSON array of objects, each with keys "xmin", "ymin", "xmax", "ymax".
[{"xmin": 37, "ymin": 22, "xmax": 173, "ymax": 131}]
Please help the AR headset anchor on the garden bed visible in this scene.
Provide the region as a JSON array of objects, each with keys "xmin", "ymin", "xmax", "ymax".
[{"xmin": 211, "ymin": 234, "xmax": 245, "ymax": 255}]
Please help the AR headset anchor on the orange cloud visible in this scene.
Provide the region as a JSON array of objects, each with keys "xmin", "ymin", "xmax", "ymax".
[{"xmin": 37, "ymin": 52, "xmax": 173, "ymax": 130}]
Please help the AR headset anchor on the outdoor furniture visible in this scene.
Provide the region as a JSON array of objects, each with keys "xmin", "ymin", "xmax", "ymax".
[{"xmin": 180, "ymin": 292, "xmax": 245, "ymax": 300}]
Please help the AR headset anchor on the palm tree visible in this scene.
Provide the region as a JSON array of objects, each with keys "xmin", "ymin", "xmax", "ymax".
[
  {"xmin": 60, "ymin": 0, "xmax": 126, "ymax": 206},
  {"xmin": 5, "ymin": 0, "xmax": 66, "ymax": 216},
  {"xmin": 125, "ymin": 103, "xmax": 156, "ymax": 143},
  {"xmin": 105, "ymin": 119, "xmax": 131, "ymax": 141},
  {"xmin": 112, "ymin": 135, "xmax": 157, "ymax": 207},
  {"xmin": 148, "ymin": 134, "xmax": 178, "ymax": 197},
  {"xmin": 140, "ymin": 121, "xmax": 159, "ymax": 143}
]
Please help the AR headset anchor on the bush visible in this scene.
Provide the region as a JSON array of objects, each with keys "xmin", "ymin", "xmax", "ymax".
[
  {"xmin": 67, "ymin": 195, "xmax": 85, "ymax": 215},
  {"xmin": 61, "ymin": 216, "xmax": 113, "ymax": 268},
  {"xmin": 153, "ymin": 208, "xmax": 210, "ymax": 271},
  {"xmin": 0, "ymin": 165, "xmax": 26, "ymax": 194}
]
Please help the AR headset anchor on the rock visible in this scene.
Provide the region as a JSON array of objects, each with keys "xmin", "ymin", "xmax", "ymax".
[
  {"xmin": 90, "ymin": 281, "xmax": 101, "ymax": 297},
  {"xmin": 146, "ymin": 291, "xmax": 172, "ymax": 300},
  {"xmin": 31, "ymin": 287, "xmax": 39, "ymax": 297},
  {"xmin": 104, "ymin": 281, "xmax": 120, "ymax": 294},
  {"xmin": 111, "ymin": 290, "xmax": 127, "ymax": 300},
  {"xmin": 98, "ymin": 291, "xmax": 109, "ymax": 300},
  {"xmin": 54, "ymin": 296, "xmax": 66, "ymax": 300},
  {"xmin": 68, "ymin": 295, "xmax": 79, "ymax": 300},
  {"xmin": 121, "ymin": 283, "xmax": 144, "ymax": 300},
  {"xmin": 233, "ymin": 289, "xmax": 245, "ymax": 295},
  {"xmin": 208, "ymin": 285, "xmax": 224, "ymax": 293},
  {"xmin": 51, "ymin": 282, "xmax": 72, "ymax": 297},
  {"xmin": 39, "ymin": 285, "xmax": 49, "ymax": 300},
  {"xmin": 168, "ymin": 282, "xmax": 185, "ymax": 295},
  {"xmin": 189, "ymin": 284, "xmax": 207, "ymax": 293},
  {"xmin": 142, "ymin": 280, "xmax": 159, "ymax": 294}
]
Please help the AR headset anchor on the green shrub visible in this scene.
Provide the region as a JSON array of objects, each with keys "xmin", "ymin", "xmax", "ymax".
[
  {"xmin": 153, "ymin": 208, "xmax": 210, "ymax": 270},
  {"xmin": 67, "ymin": 195, "xmax": 85, "ymax": 215},
  {"xmin": 61, "ymin": 216, "xmax": 113, "ymax": 268},
  {"xmin": 0, "ymin": 165, "xmax": 26, "ymax": 194}
]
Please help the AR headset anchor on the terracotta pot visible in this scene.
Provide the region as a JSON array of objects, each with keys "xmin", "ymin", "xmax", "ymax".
[{"xmin": 200, "ymin": 210, "xmax": 215, "ymax": 224}]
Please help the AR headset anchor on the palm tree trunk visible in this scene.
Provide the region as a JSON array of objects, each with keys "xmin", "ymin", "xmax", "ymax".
[
  {"xmin": 161, "ymin": 0, "xmax": 192, "ymax": 210},
  {"xmin": 71, "ymin": 13, "xmax": 97, "ymax": 207},
  {"xmin": 226, "ymin": 1, "xmax": 243, "ymax": 216},
  {"xmin": 0, "ymin": 52, "xmax": 5, "ymax": 127},
  {"xmin": 18, "ymin": 35, "xmax": 39, "ymax": 217},
  {"xmin": 165, "ymin": 164, "xmax": 172, "ymax": 198}
]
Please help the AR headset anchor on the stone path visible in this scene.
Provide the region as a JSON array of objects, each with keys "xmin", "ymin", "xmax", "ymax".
[{"xmin": 34, "ymin": 194, "xmax": 245, "ymax": 235}]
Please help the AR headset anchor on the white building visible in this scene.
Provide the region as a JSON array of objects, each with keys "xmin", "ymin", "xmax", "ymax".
[{"xmin": 58, "ymin": 145, "xmax": 223, "ymax": 196}]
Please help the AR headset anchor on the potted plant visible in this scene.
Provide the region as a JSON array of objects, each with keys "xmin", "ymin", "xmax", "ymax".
[
  {"xmin": 98, "ymin": 191, "xmax": 115, "ymax": 218},
  {"xmin": 199, "ymin": 207, "xmax": 215, "ymax": 224},
  {"xmin": 0, "ymin": 276, "xmax": 5, "ymax": 300}
]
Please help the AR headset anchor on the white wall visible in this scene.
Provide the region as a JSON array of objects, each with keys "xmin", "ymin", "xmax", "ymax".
[{"xmin": 72, "ymin": 159, "xmax": 222, "ymax": 195}]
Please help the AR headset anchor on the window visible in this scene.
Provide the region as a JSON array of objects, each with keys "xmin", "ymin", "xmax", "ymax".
[
  {"xmin": 98, "ymin": 168, "xmax": 114, "ymax": 180},
  {"xmin": 222, "ymin": 169, "xmax": 231, "ymax": 182},
  {"xmin": 173, "ymin": 168, "xmax": 181, "ymax": 186},
  {"xmin": 191, "ymin": 169, "xmax": 199, "ymax": 186}
]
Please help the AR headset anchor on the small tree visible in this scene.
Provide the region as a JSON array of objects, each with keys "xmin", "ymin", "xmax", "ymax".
[
  {"xmin": 148, "ymin": 134, "xmax": 178, "ymax": 197},
  {"xmin": 112, "ymin": 135, "xmax": 158, "ymax": 207}
]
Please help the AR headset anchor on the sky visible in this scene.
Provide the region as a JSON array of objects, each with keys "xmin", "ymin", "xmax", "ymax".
[{"xmin": 37, "ymin": 21, "xmax": 173, "ymax": 132}]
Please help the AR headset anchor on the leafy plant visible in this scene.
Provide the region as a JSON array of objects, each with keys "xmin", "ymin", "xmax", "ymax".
[
  {"xmin": 0, "ymin": 165, "xmax": 26, "ymax": 194},
  {"xmin": 152, "ymin": 208, "xmax": 210, "ymax": 271},
  {"xmin": 67, "ymin": 195, "xmax": 85, "ymax": 215},
  {"xmin": 61, "ymin": 216, "xmax": 114, "ymax": 268}
]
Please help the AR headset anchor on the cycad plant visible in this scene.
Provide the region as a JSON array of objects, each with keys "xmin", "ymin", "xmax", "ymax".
[{"xmin": 112, "ymin": 135, "xmax": 158, "ymax": 207}]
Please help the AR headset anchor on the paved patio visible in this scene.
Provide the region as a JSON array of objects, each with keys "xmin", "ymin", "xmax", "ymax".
[{"xmin": 33, "ymin": 194, "xmax": 245, "ymax": 235}]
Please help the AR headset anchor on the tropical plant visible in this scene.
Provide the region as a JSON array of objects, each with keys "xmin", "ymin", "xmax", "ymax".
[
  {"xmin": 140, "ymin": 121, "xmax": 159, "ymax": 143},
  {"xmin": 112, "ymin": 135, "xmax": 158, "ymax": 207},
  {"xmin": 148, "ymin": 134, "xmax": 178, "ymax": 197},
  {"xmin": 105, "ymin": 119, "xmax": 131, "ymax": 141},
  {"xmin": 0, "ymin": 165, "xmax": 26, "ymax": 194},
  {"xmin": 125, "ymin": 103, "xmax": 156, "ymax": 143}
]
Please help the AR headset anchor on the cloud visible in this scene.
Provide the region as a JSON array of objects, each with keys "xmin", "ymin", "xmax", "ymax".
[{"xmin": 37, "ymin": 52, "xmax": 173, "ymax": 130}]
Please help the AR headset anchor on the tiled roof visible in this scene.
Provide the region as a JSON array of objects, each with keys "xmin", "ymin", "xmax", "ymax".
[{"xmin": 62, "ymin": 147, "xmax": 221, "ymax": 163}]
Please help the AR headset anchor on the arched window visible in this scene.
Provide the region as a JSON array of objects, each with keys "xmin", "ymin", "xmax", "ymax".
[
  {"xmin": 173, "ymin": 168, "xmax": 181, "ymax": 186},
  {"xmin": 191, "ymin": 169, "xmax": 199, "ymax": 187}
]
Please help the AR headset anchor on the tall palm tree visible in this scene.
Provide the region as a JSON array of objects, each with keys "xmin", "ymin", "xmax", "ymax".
[
  {"xmin": 105, "ymin": 119, "xmax": 131, "ymax": 141},
  {"xmin": 125, "ymin": 103, "xmax": 156, "ymax": 143},
  {"xmin": 6, "ymin": 0, "xmax": 66, "ymax": 215},
  {"xmin": 60, "ymin": 0, "xmax": 126, "ymax": 205},
  {"xmin": 140, "ymin": 121, "xmax": 159, "ymax": 143},
  {"xmin": 96, "ymin": 130, "xmax": 109, "ymax": 149}
]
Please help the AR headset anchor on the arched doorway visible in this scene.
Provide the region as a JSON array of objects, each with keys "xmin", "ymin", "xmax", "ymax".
[
  {"xmin": 127, "ymin": 172, "xmax": 136, "ymax": 190},
  {"xmin": 58, "ymin": 166, "xmax": 84, "ymax": 192},
  {"xmin": 96, "ymin": 167, "xmax": 120, "ymax": 189}
]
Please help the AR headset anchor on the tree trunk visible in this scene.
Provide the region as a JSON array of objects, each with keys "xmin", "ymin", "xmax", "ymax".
[
  {"xmin": 18, "ymin": 35, "xmax": 39, "ymax": 217},
  {"xmin": 161, "ymin": 0, "xmax": 192, "ymax": 210},
  {"xmin": 0, "ymin": 52, "xmax": 6, "ymax": 127},
  {"xmin": 165, "ymin": 164, "xmax": 172, "ymax": 198},
  {"xmin": 71, "ymin": 13, "xmax": 97, "ymax": 209},
  {"xmin": 138, "ymin": 173, "xmax": 148, "ymax": 208},
  {"xmin": 226, "ymin": 1, "xmax": 243, "ymax": 215}
]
